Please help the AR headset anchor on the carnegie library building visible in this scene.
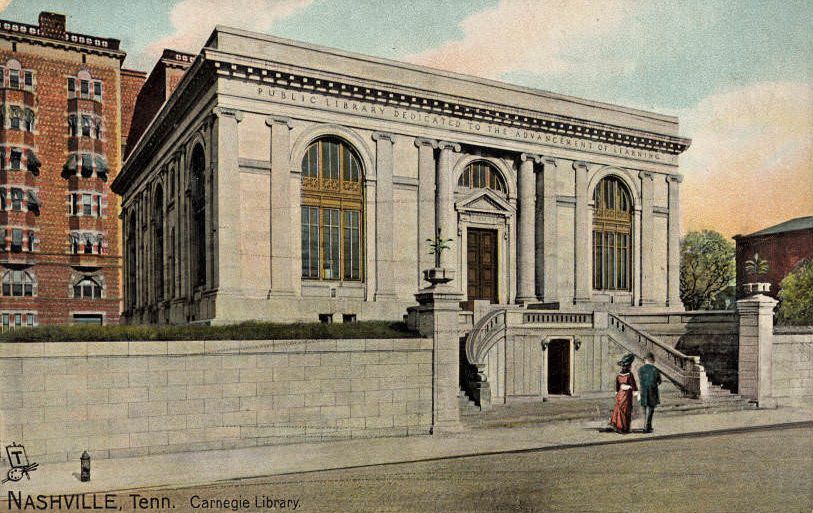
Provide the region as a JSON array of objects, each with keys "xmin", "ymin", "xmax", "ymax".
[{"xmin": 113, "ymin": 25, "xmax": 689, "ymax": 328}]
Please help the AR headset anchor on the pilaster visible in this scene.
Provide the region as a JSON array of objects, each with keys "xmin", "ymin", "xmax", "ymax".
[
  {"xmin": 666, "ymin": 174, "xmax": 683, "ymax": 309},
  {"xmin": 538, "ymin": 156, "xmax": 558, "ymax": 304},
  {"xmin": 436, "ymin": 141, "xmax": 461, "ymax": 273},
  {"xmin": 212, "ymin": 107, "xmax": 243, "ymax": 296},
  {"xmin": 639, "ymin": 170, "xmax": 656, "ymax": 305},
  {"xmin": 517, "ymin": 153, "xmax": 539, "ymax": 303},
  {"xmin": 415, "ymin": 138, "xmax": 437, "ymax": 287},
  {"xmin": 372, "ymin": 132, "xmax": 397, "ymax": 300},
  {"xmin": 573, "ymin": 161, "xmax": 591, "ymax": 303},
  {"xmin": 266, "ymin": 116, "xmax": 295, "ymax": 296}
]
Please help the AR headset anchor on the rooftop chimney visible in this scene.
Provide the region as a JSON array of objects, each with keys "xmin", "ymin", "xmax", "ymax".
[{"xmin": 38, "ymin": 12, "xmax": 66, "ymax": 39}]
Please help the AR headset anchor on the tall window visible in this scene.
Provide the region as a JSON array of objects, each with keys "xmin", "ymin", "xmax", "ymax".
[
  {"xmin": 300, "ymin": 137, "xmax": 363, "ymax": 281},
  {"xmin": 190, "ymin": 144, "xmax": 207, "ymax": 287},
  {"xmin": 592, "ymin": 176, "xmax": 632, "ymax": 291},
  {"xmin": 153, "ymin": 185, "xmax": 164, "ymax": 301},
  {"xmin": 457, "ymin": 161, "xmax": 506, "ymax": 193}
]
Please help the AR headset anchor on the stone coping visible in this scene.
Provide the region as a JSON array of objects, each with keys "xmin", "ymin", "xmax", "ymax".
[
  {"xmin": 774, "ymin": 326, "xmax": 813, "ymax": 335},
  {"xmin": 0, "ymin": 338, "xmax": 432, "ymax": 358}
]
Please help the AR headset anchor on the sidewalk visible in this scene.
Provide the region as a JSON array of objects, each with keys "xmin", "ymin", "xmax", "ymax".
[{"xmin": 6, "ymin": 406, "xmax": 811, "ymax": 495}]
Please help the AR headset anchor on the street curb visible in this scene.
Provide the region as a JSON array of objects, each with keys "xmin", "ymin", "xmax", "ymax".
[{"xmin": 200, "ymin": 419, "xmax": 812, "ymax": 487}]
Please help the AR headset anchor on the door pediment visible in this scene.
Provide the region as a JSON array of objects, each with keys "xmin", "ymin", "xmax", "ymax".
[{"xmin": 456, "ymin": 189, "xmax": 515, "ymax": 217}]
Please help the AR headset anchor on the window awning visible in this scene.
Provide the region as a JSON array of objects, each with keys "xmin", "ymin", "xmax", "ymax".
[
  {"xmin": 64, "ymin": 154, "xmax": 77, "ymax": 172},
  {"xmin": 26, "ymin": 150, "xmax": 40, "ymax": 174},
  {"xmin": 26, "ymin": 189, "xmax": 40, "ymax": 207},
  {"xmin": 94, "ymin": 155, "xmax": 108, "ymax": 179}
]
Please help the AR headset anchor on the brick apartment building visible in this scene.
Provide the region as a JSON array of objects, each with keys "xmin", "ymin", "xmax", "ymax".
[
  {"xmin": 734, "ymin": 215, "xmax": 813, "ymax": 299},
  {"xmin": 0, "ymin": 12, "xmax": 145, "ymax": 326}
]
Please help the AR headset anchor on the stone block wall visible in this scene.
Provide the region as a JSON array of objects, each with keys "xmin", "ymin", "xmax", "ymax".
[
  {"xmin": 623, "ymin": 312, "xmax": 740, "ymax": 391},
  {"xmin": 0, "ymin": 338, "xmax": 432, "ymax": 463},
  {"xmin": 772, "ymin": 327, "xmax": 813, "ymax": 407}
]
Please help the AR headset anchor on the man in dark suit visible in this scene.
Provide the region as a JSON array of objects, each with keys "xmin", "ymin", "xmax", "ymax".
[{"xmin": 637, "ymin": 352, "xmax": 662, "ymax": 433}]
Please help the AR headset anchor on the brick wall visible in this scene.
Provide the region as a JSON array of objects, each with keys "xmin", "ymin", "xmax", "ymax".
[
  {"xmin": 0, "ymin": 338, "xmax": 433, "ymax": 462},
  {"xmin": 772, "ymin": 327, "xmax": 813, "ymax": 407},
  {"xmin": 120, "ymin": 69, "xmax": 146, "ymax": 158},
  {"xmin": 735, "ymin": 228, "xmax": 813, "ymax": 299}
]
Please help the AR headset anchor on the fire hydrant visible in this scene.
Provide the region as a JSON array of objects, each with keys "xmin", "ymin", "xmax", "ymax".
[{"xmin": 80, "ymin": 451, "xmax": 90, "ymax": 482}]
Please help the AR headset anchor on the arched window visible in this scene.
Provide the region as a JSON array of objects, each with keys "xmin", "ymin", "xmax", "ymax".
[
  {"xmin": 190, "ymin": 144, "xmax": 207, "ymax": 287},
  {"xmin": 126, "ymin": 215, "xmax": 137, "ymax": 309},
  {"xmin": 593, "ymin": 176, "xmax": 633, "ymax": 291},
  {"xmin": 1, "ymin": 269, "xmax": 35, "ymax": 297},
  {"xmin": 457, "ymin": 161, "xmax": 506, "ymax": 194},
  {"xmin": 153, "ymin": 185, "xmax": 164, "ymax": 301},
  {"xmin": 300, "ymin": 137, "xmax": 364, "ymax": 281},
  {"xmin": 73, "ymin": 276, "xmax": 103, "ymax": 299}
]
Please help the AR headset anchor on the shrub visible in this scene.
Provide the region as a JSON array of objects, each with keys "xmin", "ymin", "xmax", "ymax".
[
  {"xmin": 0, "ymin": 320, "xmax": 419, "ymax": 343},
  {"xmin": 777, "ymin": 259, "xmax": 813, "ymax": 325}
]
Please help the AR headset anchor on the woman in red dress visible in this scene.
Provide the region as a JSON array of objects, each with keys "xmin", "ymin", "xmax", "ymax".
[{"xmin": 609, "ymin": 354, "xmax": 637, "ymax": 433}]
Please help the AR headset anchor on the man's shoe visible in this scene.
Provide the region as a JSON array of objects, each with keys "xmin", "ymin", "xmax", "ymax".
[{"xmin": 643, "ymin": 428, "xmax": 653, "ymax": 433}]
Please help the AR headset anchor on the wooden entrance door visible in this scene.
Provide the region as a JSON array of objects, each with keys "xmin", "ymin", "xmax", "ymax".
[
  {"xmin": 547, "ymin": 339, "xmax": 570, "ymax": 395},
  {"xmin": 467, "ymin": 228, "xmax": 498, "ymax": 303}
]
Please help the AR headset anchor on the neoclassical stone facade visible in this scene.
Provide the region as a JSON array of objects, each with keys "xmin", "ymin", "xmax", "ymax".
[{"xmin": 112, "ymin": 27, "xmax": 690, "ymax": 325}]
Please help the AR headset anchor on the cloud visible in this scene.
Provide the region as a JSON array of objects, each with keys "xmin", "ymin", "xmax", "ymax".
[
  {"xmin": 680, "ymin": 81, "xmax": 813, "ymax": 238},
  {"xmin": 0, "ymin": 1, "xmax": 10, "ymax": 14},
  {"xmin": 406, "ymin": 0, "xmax": 636, "ymax": 78},
  {"xmin": 136, "ymin": 0, "xmax": 311, "ymax": 69}
]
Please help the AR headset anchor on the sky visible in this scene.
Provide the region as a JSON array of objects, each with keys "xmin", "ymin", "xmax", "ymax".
[{"xmin": 1, "ymin": 0, "xmax": 810, "ymax": 238}]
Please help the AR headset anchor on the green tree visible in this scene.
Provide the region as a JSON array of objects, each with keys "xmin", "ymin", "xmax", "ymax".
[
  {"xmin": 777, "ymin": 259, "xmax": 813, "ymax": 325},
  {"xmin": 680, "ymin": 230, "xmax": 735, "ymax": 310}
]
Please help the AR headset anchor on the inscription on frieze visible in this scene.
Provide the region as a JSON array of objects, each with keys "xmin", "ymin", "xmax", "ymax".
[{"xmin": 248, "ymin": 84, "xmax": 677, "ymax": 165}]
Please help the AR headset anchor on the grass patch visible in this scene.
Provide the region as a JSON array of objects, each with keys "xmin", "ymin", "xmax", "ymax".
[{"xmin": 0, "ymin": 320, "xmax": 420, "ymax": 343}]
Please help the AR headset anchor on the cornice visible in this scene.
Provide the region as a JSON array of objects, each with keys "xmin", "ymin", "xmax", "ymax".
[
  {"xmin": 0, "ymin": 21, "xmax": 124, "ymax": 60},
  {"xmin": 207, "ymin": 52, "xmax": 691, "ymax": 156}
]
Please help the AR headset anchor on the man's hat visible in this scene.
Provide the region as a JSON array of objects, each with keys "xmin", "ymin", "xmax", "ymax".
[{"xmin": 617, "ymin": 353, "xmax": 635, "ymax": 367}]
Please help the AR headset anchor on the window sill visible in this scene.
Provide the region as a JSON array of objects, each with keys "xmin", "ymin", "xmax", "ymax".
[{"xmin": 301, "ymin": 280, "xmax": 365, "ymax": 298}]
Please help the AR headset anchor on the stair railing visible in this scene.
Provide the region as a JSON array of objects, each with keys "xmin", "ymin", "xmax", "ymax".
[{"xmin": 608, "ymin": 313, "xmax": 706, "ymax": 398}]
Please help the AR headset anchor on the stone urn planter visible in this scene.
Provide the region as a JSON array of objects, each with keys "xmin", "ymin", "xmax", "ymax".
[
  {"xmin": 743, "ymin": 282, "xmax": 771, "ymax": 295},
  {"xmin": 423, "ymin": 267, "xmax": 455, "ymax": 287}
]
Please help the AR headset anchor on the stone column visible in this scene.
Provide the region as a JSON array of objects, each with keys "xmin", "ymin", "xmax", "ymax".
[
  {"xmin": 415, "ymin": 138, "xmax": 437, "ymax": 287},
  {"xmin": 573, "ymin": 161, "xmax": 591, "ymax": 303},
  {"xmin": 373, "ymin": 132, "xmax": 397, "ymax": 300},
  {"xmin": 212, "ymin": 107, "xmax": 243, "ymax": 295},
  {"xmin": 666, "ymin": 174, "xmax": 683, "ymax": 309},
  {"xmin": 737, "ymin": 294, "xmax": 778, "ymax": 407},
  {"xmin": 414, "ymin": 281, "xmax": 464, "ymax": 433},
  {"xmin": 639, "ymin": 171, "xmax": 656, "ymax": 305},
  {"xmin": 266, "ymin": 116, "xmax": 295, "ymax": 296},
  {"xmin": 436, "ymin": 141, "xmax": 461, "ymax": 271},
  {"xmin": 538, "ymin": 156, "xmax": 558, "ymax": 304},
  {"xmin": 517, "ymin": 153, "xmax": 538, "ymax": 303}
]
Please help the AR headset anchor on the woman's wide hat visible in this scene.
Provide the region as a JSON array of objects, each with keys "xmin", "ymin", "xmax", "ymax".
[{"xmin": 617, "ymin": 353, "xmax": 635, "ymax": 367}]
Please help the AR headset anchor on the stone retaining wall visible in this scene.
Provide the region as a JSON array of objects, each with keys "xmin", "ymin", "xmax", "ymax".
[
  {"xmin": 772, "ymin": 327, "xmax": 813, "ymax": 407},
  {"xmin": 0, "ymin": 338, "xmax": 433, "ymax": 463}
]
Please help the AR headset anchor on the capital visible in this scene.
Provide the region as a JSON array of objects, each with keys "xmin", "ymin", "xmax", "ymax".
[
  {"xmin": 638, "ymin": 170, "xmax": 654, "ymax": 180},
  {"xmin": 213, "ymin": 107, "xmax": 244, "ymax": 123},
  {"xmin": 437, "ymin": 141, "xmax": 461, "ymax": 152},
  {"xmin": 666, "ymin": 173, "xmax": 684, "ymax": 184},
  {"xmin": 572, "ymin": 161, "xmax": 589, "ymax": 171},
  {"xmin": 265, "ymin": 115, "xmax": 292, "ymax": 129},
  {"xmin": 520, "ymin": 153, "xmax": 541, "ymax": 163},
  {"xmin": 540, "ymin": 156, "xmax": 558, "ymax": 168},
  {"xmin": 372, "ymin": 131, "xmax": 395, "ymax": 144},
  {"xmin": 414, "ymin": 137, "xmax": 438, "ymax": 149}
]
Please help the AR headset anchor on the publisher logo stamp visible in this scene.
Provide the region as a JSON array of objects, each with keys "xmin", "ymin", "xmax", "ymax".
[{"xmin": 2, "ymin": 443, "xmax": 38, "ymax": 484}]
